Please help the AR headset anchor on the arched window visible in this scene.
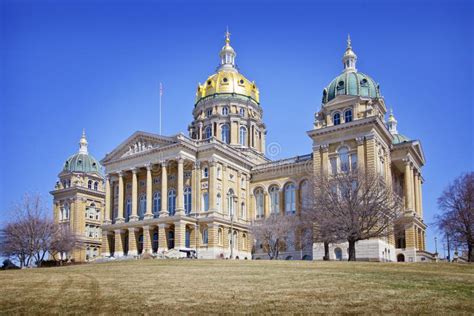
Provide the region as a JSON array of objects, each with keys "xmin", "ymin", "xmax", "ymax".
[
  {"xmin": 94, "ymin": 181, "xmax": 98, "ymax": 191},
  {"xmin": 139, "ymin": 194, "xmax": 146, "ymax": 218},
  {"xmin": 88, "ymin": 180, "xmax": 92, "ymax": 189},
  {"xmin": 216, "ymin": 193, "xmax": 222, "ymax": 212},
  {"xmin": 336, "ymin": 81, "xmax": 345, "ymax": 95},
  {"xmin": 202, "ymin": 192, "xmax": 209, "ymax": 211},
  {"xmin": 126, "ymin": 198, "xmax": 131, "ymax": 221},
  {"xmin": 284, "ymin": 183, "xmax": 296, "ymax": 214},
  {"xmin": 184, "ymin": 186, "xmax": 192, "ymax": 215},
  {"xmin": 168, "ymin": 189, "xmax": 176, "ymax": 215},
  {"xmin": 338, "ymin": 146, "xmax": 349, "ymax": 173},
  {"xmin": 344, "ymin": 109, "xmax": 352, "ymax": 123},
  {"xmin": 269, "ymin": 186, "xmax": 280, "ymax": 214},
  {"xmin": 185, "ymin": 228, "xmax": 191, "ymax": 248},
  {"xmin": 206, "ymin": 108, "xmax": 213, "ymax": 117},
  {"xmin": 227, "ymin": 189, "xmax": 235, "ymax": 216},
  {"xmin": 221, "ymin": 124, "xmax": 230, "ymax": 144},
  {"xmin": 300, "ymin": 180, "xmax": 311, "ymax": 209},
  {"xmin": 232, "ymin": 231, "xmax": 238, "ymax": 249},
  {"xmin": 240, "ymin": 202, "xmax": 246, "ymax": 219},
  {"xmin": 222, "ymin": 106, "xmax": 229, "ymax": 116},
  {"xmin": 202, "ymin": 228, "xmax": 208, "ymax": 244},
  {"xmin": 239, "ymin": 108, "xmax": 245, "ymax": 116},
  {"xmin": 242, "ymin": 233, "xmax": 247, "ymax": 250},
  {"xmin": 62, "ymin": 203, "xmax": 70, "ymax": 220},
  {"xmin": 255, "ymin": 188, "xmax": 264, "ymax": 219},
  {"xmin": 239, "ymin": 126, "xmax": 247, "ymax": 146},
  {"xmin": 204, "ymin": 126, "xmax": 212, "ymax": 139},
  {"xmin": 333, "ymin": 112, "xmax": 341, "ymax": 126},
  {"xmin": 153, "ymin": 192, "xmax": 161, "ymax": 216}
]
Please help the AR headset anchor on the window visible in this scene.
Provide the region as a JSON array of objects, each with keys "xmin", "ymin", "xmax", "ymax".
[
  {"xmin": 300, "ymin": 180, "xmax": 311, "ymax": 209},
  {"xmin": 203, "ymin": 167, "xmax": 209, "ymax": 178},
  {"xmin": 217, "ymin": 167, "xmax": 221, "ymax": 178},
  {"xmin": 330, "ymin": 157, "xmax": 337, "ymax": 175},
  {"xmin": 202, "ymin": 228, "xmax": 208, "ymax": 244},
  {"xmin": 61, "ymin": 203, "xmax": 70, "ymax": 220},
  {"xmin": 227, "ymin": 189, "xmax": 235, "ymax": 216},
  {"xmin": 333, "ymin": 113, "xmax": 341, "ymax": 125},
  {"xmin": 336, "ymin": 81, "xmax": 345, "ymax": 95},
  {"xmin": 239, "ymin": 108, "xmax": 245, "ymax": 116},
  {"xmin": 239, "ymin": 126, "xmax": 247, "ymax": 146},
  {"xmin": 344, "ymin": 109, "xmax": 352, "ymax": 123},
  {"xmin": 185, "ymin": 229, "xmax": 191, "ymax": 248},
  {"xmin": 126, "ymin": 198, "xmax": 131, "ymax": 221},
  {"xmin": 284, "ymin": 183, "xmax": 296, "ymax": 214},
  {"xmin": 269, "ymin": 186, "xmax": 280, "ymax": 214},
  {"xmin": 255, "ymin": 188, "xmax": 264, "ymax": 219},
  {"xmin": 222, "ymin": 107, "xmax": 229, "ymax": 116},
  {"xmin": 168, "ymin": 189, "xmax": 176, "ymax": 215},
  {"xmin": 338, "ymin": 147, "xmax": 350, "ymax": 173},
  {"xmin": 241, "ymin": 202, "xmax": 246, "ymax": 219},
  {"xmin": 202, "ymin": 192, "xmax": 209, "ymax": 211},
  {"xmin": 206, "ymin": 109, "xmax": 212, "ymax": 117},
  {"xmin": 221, "ymin": 124, "xmax": 230, "ymax": 144},
  {"xmin": 351, "ymin": 153, "xmax": 358, "ymax": 171},
  {"xmin": 204, "ymin": 126, "xmax": 212, "ymax": 139},
  {"xmin": 88, "ymin": 180, "xmax": 92, "ymax": 189},
  {"xmin": 153, "ymin": 192, "xmax": 161, "ymax": 215},
  {"xmin": 217, "ymin": 193, "xmax": 222, "ymax": 212},
  {"xmin": 184, "ymin": 187, "xmax": 192, "ymax": 215},
  {"xmin": 93, "ymin": 181, "xmax": 98, "ymax": 190},
  {"xmin": 139, "ymin": 195, "xmax": 146, "ymax": 218}
]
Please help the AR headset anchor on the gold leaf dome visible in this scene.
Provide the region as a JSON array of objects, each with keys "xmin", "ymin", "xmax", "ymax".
[
  {"xmin": 196, "ymin": 71, "xmax": 260, "ymax": 104},
  {"xmin": 195, "ymin": 30, "xmax": 260, "ymax": 105}
]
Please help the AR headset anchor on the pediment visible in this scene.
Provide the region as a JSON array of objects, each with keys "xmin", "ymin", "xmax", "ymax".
[{"xmin": 101, "ymin": 131, "xmax": 177, "ymax": 164}]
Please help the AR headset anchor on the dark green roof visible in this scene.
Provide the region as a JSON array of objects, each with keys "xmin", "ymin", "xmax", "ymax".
[
  {"xmin": 63, "ymin": 153, "xmax": 103, "ymax": 175},
  {"xmin": 322, "ymin": 71, "xmax": 380, "ymax": 104},
  {"xmin": 392, "ymin": 133, "xmax": 411, "ymax": 144}
]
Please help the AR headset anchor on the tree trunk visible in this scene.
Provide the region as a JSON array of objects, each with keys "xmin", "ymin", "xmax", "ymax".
[
  {"xmin": 348, "ymin": 239, "xmax": 357, "ymax": 261},
  {"xmin": 323, "ymin": 241, "xmax": 330, "ymax": 261},
  {"xmin": 468, "ymin": 243, "xmax": 473, "ymax": 263}
]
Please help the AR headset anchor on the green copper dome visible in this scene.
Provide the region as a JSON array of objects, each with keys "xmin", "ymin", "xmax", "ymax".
[
  {"xmin": 63, "ymin": 130, "xmax": 103, "ymax": 175},
  {"xmin": 63, "ymin": 153, "xmax": 102, "ymax": 174},
  {"xmin": 322, "ymin": 71, "xmax": 381, "ymax": 104},
  {"xmin": 392, "ymin": 133, "xmax": 411, "ymax": 145}
]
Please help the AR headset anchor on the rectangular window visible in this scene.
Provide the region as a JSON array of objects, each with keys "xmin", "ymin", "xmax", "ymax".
[
  {"xmin": 351, "ymin": 154, "xmax": 358, "ymax": 171},
  {"xmin": 330, "ymin": 158, "xmax": 337, "ymax": 175}
]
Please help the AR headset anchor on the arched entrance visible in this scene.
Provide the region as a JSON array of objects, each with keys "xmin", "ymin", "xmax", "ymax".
[
  {"xmin": 334, "ymin": 247, "xmax": 343, "ymax": 261},
  {"xmin": 397, "ymin": 254, "xmax": 405, "ymax": 262}
]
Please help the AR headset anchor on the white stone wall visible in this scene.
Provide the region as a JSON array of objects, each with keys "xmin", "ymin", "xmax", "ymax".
[
  {"xmin": 197, "ymin": 247, "xmax": 251, "ymax": 260},
  {"xmin": 313, "ymin": 239, "xmax": 396, "ymax": 262}
]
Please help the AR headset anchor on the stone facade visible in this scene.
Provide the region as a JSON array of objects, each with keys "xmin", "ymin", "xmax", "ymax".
[{"xmin": 53, "ymin": 33, "xmax": 428, "ymax": 263}]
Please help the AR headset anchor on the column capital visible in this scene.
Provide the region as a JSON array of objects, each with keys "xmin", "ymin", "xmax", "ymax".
[
  {"xmin": 158, "ymin": 223, "xmax": 169, "ymax": 229},
  {"xmin": 114, "ymin": 229, "xmax": 125, "ymax": 234},
  {"xmin": 209, "ymin": 160, "xmax": 217, "ymax": 167},
  {"xmin": 320, "ymin": 144, "xmax": 329, "ymax": 152},
  {"xmin": 131, "ymin": 167, "xmax": 138, "ymax": 174},
  {"xmin": 105, "ymin": 174, "xmax": 111, "ymax": 181},
  {"xmin": 128, "ymin": 227, "xmax": 139, "ymax": 233},
  {"xmin": 193, "ymin": 161, "xmax": 201, "ymax": 170},
  {"xmin": 117, "ymin": 170, "xmax": 124, "ymax": 177},
  {"xmin": 356, "ymin": 136, "xmax": 365, "ymax": 145},
  {"xmin": 145, "ymin": 163, "xmax": 153, "ymax": 171},
  {"xmin": 160, "ymin": 160, "xmax": 168, "ymax": 168},
  {"xmin": 176, "ymin": 156, "xmax": 184, "ymax": 163}
]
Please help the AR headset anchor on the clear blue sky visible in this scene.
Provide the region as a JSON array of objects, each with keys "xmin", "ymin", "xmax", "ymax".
[{"xmin": 1, "ymin": 0, "xmax": 472, "ymax": 254}]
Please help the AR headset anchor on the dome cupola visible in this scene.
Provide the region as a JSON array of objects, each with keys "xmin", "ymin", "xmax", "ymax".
[
  {"xmin": 63, "ymin": 130, "xmax": 103, "ymax": 175},
  {"xmin": 195, "ymin": 30, "xmax": 260, "ymax": 105},
  {"xmin": 322, "ymin": 36, "xmax": 381, "ymax": 104}
]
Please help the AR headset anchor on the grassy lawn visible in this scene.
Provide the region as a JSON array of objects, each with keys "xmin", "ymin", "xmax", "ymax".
[{"xmin": 0, "ymin": 260, "xmax": 473, "ymax": 314}]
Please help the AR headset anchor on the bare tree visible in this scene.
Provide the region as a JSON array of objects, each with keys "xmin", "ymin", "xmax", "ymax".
[
  {"xmin": 436, "ymin": 172, "xmax": 474, "ymax": 262},
  {"xmin": 50, "ymin": 226, "xmax": 77, "ymax": 263},
  {"xmin": 0, "ymin": 193, "xmax": 59, "ymax": 267},
  {"xmin": 251, "ymin": 214, "xmax": 298, "ymax": 260},
  {"xmin": 309, "ymin": 170, "xmax": 403, "ymax": 261}
]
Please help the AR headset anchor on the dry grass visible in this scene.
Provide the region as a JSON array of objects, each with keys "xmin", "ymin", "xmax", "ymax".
[{"xmin": 0, "ymin": 260, "xmax": 473, "ymax": 314}]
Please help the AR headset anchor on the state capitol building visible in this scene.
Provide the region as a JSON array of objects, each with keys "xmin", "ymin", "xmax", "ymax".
[{"xmin": 50, "ymin": 32, "xmax": 428, "ymax": 263}]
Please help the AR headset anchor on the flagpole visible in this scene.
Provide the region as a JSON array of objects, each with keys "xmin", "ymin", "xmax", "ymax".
[{"xmin": 159, "ymin": 82, "xmax": 162, "ymax": 135}]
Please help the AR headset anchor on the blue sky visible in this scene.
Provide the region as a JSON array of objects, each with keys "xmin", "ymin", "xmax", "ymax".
[{"xmin": 1, "ymin": 0, "xmax": 472, "ymax": 254}]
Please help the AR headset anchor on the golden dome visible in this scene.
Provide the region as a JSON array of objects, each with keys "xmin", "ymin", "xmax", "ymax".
[
  {"xmin": 196, "ymin": 70, "xmax": 260, "ymax": 104},
  {"xmin": 195, "ymin": 30, "xmax": 260, "ymax": 105}
]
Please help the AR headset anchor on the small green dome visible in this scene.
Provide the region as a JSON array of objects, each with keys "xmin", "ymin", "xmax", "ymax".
[
  {"xmin": 392, "ymin": 133, "xmax": 411, "ymax": 145},
  {"xmin": 63, "ymin": 153, "xmax": 103, "ymax": 175},
  {"xmin": 322, "ymin": 71, "xmax": 381, "ymax": 104}
]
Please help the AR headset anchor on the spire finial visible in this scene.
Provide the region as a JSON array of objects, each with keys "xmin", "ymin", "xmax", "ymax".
[
  {"xmin": 347, "ymin": 34, "xmax": 352, "ymax": 49},
  {"xmin": 342, "ymin": 34, "xmax": 357, "ymax": 72},
  {"xmin": 225, "ymin": 26, "xmax": 231, "ymax": 45},
  {"xmin": 387, "ymin": 108, "xmax": 398, "ymax": 135},
  {"xmin": 79, "ymin": 128, "xmax": 88, "ymax": 154}
]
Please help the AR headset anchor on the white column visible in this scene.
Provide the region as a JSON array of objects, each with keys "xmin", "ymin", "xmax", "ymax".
[
  {"xmin": 144, "ymin": 164, "xmax": 153, "ymax": 219},
  {"xmin": 130, "ymin": 168, "xmax": 138, "ymax": 221},
  {"xmin": 176, "ymin": 157, "xmax": 185, "ymax": 215},
  {"xmin": 160, "ymin": 161, "xmax": 168, "ymax": 217},
  {"xmin": 104, "ymin": 175, "xmax": 111, "ymax": 224},
  {"xmin": 116, "ymin": 171, "xmax": 125, "ymax": 223}
]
